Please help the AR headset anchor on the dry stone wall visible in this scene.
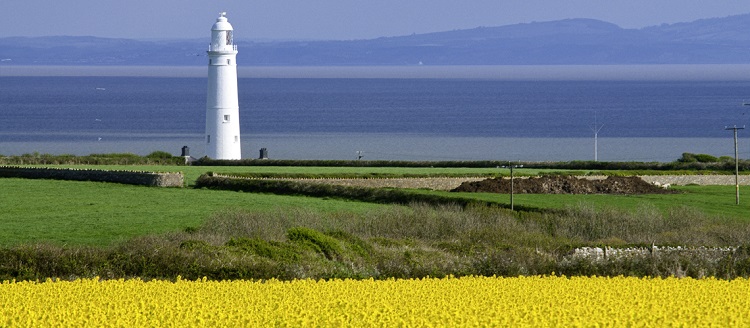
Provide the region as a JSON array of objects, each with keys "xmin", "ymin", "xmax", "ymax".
[
  {"xmin": 232, "ymin": 177, "xmax": 487, "ymax": 191},
  {"xmin": 0, "ymin": 166, "xmax": 183, "ymax": 187},
  {"xmin": 638, "ymin": 175, "xmax": 750, "ymax": 186},
  {"xmin": 242, "ymin": 175, "xmax": 750, "ymax": 191}
]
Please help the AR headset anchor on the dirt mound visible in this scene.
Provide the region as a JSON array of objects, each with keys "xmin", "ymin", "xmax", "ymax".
[{"xmin": 451, "ymin": 175, "xmax": 676, "ymax": 194}]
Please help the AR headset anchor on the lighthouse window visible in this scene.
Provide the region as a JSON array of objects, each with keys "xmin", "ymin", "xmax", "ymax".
[
  {"xmin": 226, "ymin": 31, "xmax": 233, "ymax": 45},
  {"xmin": 227, "ymin": 59, "xmax": 231, "ymax": 65},
  {"xmin": 209, "ymin": 59, "xmax": 212, "ymax": 65},
  {"xmin": 223, "ymin": 115, "xmax": 230, "ymax": 122},
  {"xmin": 234, "ymin": 136, "xmax": 239, "ymax": 142},
  {"xmin": 207, "ymin": 135, "xmax": 211, "ymax": 143}
]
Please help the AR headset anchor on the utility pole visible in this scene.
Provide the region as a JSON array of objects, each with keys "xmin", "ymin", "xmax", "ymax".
[
  {"xmin": 503, "ymin": 162, "xmax": 523, "ymax": 211},
  {"xmin": 743, "ymin": 102, "xmax": 750, "ymax": 156},
  {"xmin": 725, "ymin": 125, "xmax": 745, "ymax": 205}
]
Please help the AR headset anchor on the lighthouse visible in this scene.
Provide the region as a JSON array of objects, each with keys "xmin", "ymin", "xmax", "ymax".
[{"xmin": 205, "ymin": 12, "xmax": 241, "ymax": 159}]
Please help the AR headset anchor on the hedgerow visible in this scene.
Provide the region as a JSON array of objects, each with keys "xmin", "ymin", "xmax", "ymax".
[
  {"xmin": 0, "ymin": 152, "xmax": 186, "ymax": 165},
  {"xmin": 192, "ymin": 157, "xmax": 748, "ymax": 172},
  {"xmin": 193, "ymin": 173, "xmax": 542, "ymax": 211}
]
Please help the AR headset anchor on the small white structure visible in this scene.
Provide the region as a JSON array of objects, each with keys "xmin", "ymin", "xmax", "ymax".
[{"xmin": 205, "ymin": 12, "xmax": 241, "ymax": 159}]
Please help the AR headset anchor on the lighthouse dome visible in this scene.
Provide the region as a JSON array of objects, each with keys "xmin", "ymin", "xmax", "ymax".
[{"xmin": 212, "ymin": 13, "xmax": 234, "ymax": 31}]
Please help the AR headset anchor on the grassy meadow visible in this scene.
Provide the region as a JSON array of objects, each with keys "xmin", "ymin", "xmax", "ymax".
[
  {"xmin": 2, "ymin": 163, "xmax": 750, "ymax": 280},
  {"xmin": 0, "ymin": 177, "xmax": 391, "ymax": 246},
  {"xmin": 418, "ymin": 185, "xmax": 750, "ymax": 220},
  {"xmin": 2, "ymin": 165, "xmax": 749, "ymax": 246}
]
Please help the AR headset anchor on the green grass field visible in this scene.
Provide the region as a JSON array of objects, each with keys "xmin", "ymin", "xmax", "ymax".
[
  {"xmin": 3, "ymin": 165, "xmax": 748, "ymax": 247},
  {"xmin": 0, "ymin": 178, "xmax": 391, "ymax": 246},
  {"xmin": 412, "ymin": 185, "xmax": 750, "ymax": 220},
  {"xmin": 4, "ymin": 165, "xmax": 750, "ymax": 281}
]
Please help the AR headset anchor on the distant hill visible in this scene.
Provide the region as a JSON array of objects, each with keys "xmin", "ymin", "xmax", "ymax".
[{"xmin": 2, "ymin": 14, "xmax": 750, "ymax": 66}]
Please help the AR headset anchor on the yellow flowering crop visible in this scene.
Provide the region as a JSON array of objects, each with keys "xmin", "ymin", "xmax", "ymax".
[{"xmin": 0, "ymin": 275, "xmax": 748, "ymax": 327}]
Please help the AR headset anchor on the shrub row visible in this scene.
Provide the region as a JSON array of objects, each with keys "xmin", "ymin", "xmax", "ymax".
[
  {"xmin": 2, "ymin": 229, "xmax": 750, "ymax": 282},
  {"xmin": 0, "ymin": 166, "xmax": 184, "ymax": 187},
  {"xmin": 535, "ymin": 160, "xmax": 749, "ymax": 172},
  {"xmin": 193, "ymin": 174, "xmax": 539, "ymax": 212},
  {"xmin": 0, "ymin": 152, "xmax": 186, "ymax": 166},
  {"xmin": 216, "ymin": 172, "xmax": 501, "ymax": 179},
  {"xmin": 192, "ymin": 157, "xmax": 748, "ymax": 172},
  {"xmin": 193, "ymin": 158, "xmax": 519, "ymax": 168}
]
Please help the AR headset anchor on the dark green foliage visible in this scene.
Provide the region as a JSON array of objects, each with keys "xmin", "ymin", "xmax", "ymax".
[
  {"xmin": 216, "ymin": 172, "xmax": 501, "ymax": 179},
  {"xmin": 544, "ymin": 160, "xmax": 745, "ymax": 172},
  {"xmin": 225, "ymin": 237, "xmax": 299, "ymax": 262},
  {"xmin": 693, "ymin": 154, "xmax": 719, "ymax": 163},
  {"xmin": 0, "ymin": 152, "xmax": 185, "ymax": 165},
  {"xmin": 193, "ymin": 158, "xmax": 515, "ymax": 168},
  {"xmin": 2, "ymin": 154, "xmax": 745, "ymax": 171},
  {"xmin": 193, "ymin": 174, "xmax": 541, "ymax": 211},
  {"xmin": 287, "ymin": 227, "xmax": 341, "ymax": 260},
  {"xmin": 0, "ymin": 166, "xmax": 183, "ymax": 187},
  {"xmin": 146, "ymin": 151, "xmax": 175, "ymax": 159},
  {"xmin": 191, "ymin": 157, "xmax": 749, "ymax": 172},
  {"xmin": 678, "ymin": 152, "xmax": 719, "ymax": 163},
  {"xmin": 325, "ymin": 230, "xmax": 373, "ymax": 259},
  {"xmin": 678, "ymin": 153, "xmax": 699, "ymax": 163}
]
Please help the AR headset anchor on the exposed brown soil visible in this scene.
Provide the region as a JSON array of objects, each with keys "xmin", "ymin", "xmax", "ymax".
[{"xmin": 451, "ymin": 175, "xmax": 677, "ymax": 194}]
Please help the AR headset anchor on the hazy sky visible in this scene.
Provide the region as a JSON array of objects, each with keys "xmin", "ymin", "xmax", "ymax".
[{"xmin": 3, "ymin": 1, "xmax": 750, "ymax": 40}]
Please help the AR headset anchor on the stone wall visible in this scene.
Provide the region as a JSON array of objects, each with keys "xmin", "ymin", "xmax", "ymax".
[
  {"xmin": 638, "ymin": 175, "xmax": 750, "ymax": 186},
  {"xmin": 0, "ymin": 166, "xmax": 184, "ymax": 187},
  {"xmin": 223, "ymin": 176, "xmax": 487, "ymax": 191},
  {"xmin": 239, "ymin": 175, "xmax": 750, "ymax": 191},
  {"xmin": 567, "ymin": 246, "xmax": 736, "ymax": 264}
]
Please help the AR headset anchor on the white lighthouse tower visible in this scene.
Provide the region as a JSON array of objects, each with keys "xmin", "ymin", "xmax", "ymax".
[{"xmin": 205, "ymin": 12, "xmax": 241, "ymax": 159}]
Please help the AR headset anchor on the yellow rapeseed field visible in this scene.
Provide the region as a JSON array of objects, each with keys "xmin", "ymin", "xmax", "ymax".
[{"xmin": 0, "ymin": 275, "xmax": 748, "ymax": 327}]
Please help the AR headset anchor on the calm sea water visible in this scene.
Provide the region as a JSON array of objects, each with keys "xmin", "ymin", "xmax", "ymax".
[{"xmin": 1, "ymin": 66, "xmax": 750, "ymax": 162}]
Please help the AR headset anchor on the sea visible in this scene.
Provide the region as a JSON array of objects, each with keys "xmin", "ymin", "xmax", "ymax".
[{"xmin": 2, "ymin": 65, "xmax": 750, "ymax": 162}]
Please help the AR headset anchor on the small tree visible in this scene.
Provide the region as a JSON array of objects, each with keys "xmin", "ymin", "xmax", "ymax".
[
  {"xmin": 146, "ymin": 151, "xmax": 174, "ymax": 159},
  {"xmin": 677, "ymin": 153, "xmax": 718, "ymax": 163},
  {"xmin": 677, "ymin": 153, "xmax": 697, "ymax": 163},
  {"xmin": 693, "ymin": 154, "xmax": 718, "ymax": 163}
]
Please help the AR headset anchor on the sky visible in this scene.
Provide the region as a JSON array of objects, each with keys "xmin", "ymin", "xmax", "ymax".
[{"xmin": 3, "ymin": 1, "xmax": 750, "ymax": 40}]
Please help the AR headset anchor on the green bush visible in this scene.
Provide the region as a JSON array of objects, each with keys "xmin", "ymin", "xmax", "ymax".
[
  {"xmin": 678, "ymin": 153, "xmax": 698, "ymax": 163},
  {"xmin": 694, "ymin": 154, "xmax": 719, "ymax": 163},
  {"xmin": 225, "ymin": 237, "xmax": 300, "ymax": 261},
  {"xmin": 0, "ymin": 152, "xmax": 185, "ymax": 165},
  {"xmin": 287, "ymin": 227, "xmax": 341, "ymax": 260},
  {"xmin": 146, "ymin": 151, "xmax": 175, "ymax": 159},
  {"xmin": 678, "ymin": 152, "xmax": 719, "ymax": 163}
]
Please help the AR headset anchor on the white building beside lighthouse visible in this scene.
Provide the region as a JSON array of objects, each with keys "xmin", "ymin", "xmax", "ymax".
[{"xmin": 205, "ymin": 12, "xmax": 241, "ymax": 159}]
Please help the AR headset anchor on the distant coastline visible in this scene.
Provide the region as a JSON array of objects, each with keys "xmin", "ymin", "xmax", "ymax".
[{"xmin": 5, "ymin": 64, "xmax": 750, "ymax": 80}]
